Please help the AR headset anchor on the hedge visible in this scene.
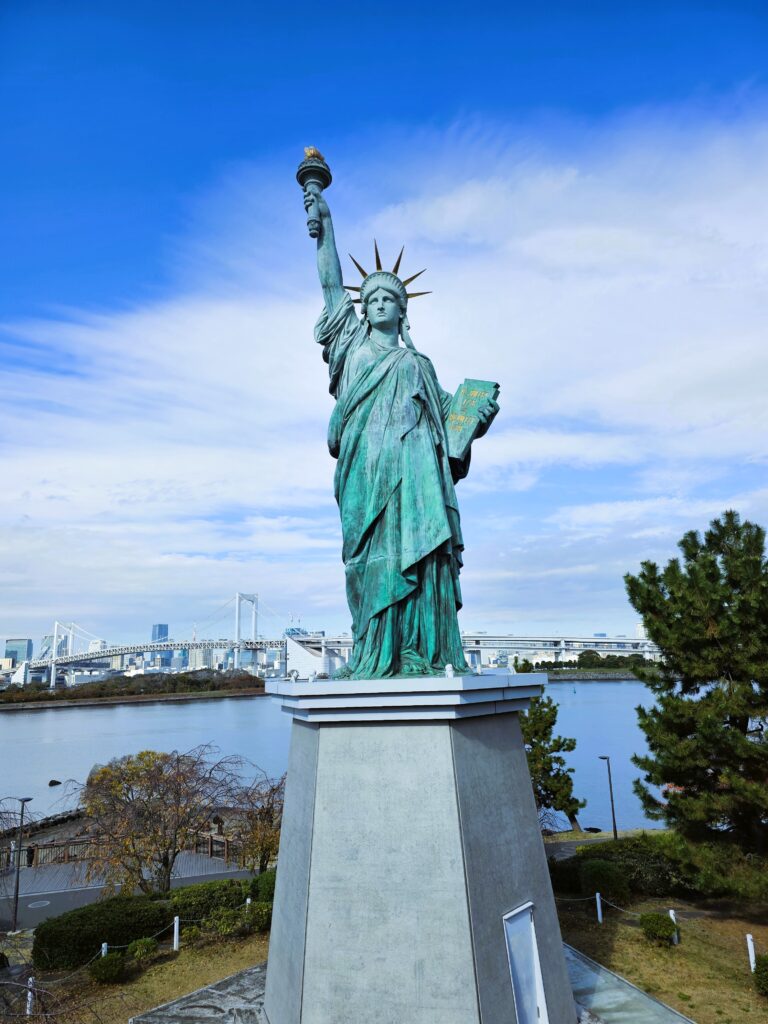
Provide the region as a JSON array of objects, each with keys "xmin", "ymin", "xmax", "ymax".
[
  {"xmin": 89, "ymin": 952, "xmax": 135, "ymax": 984},
  {"xmin": 127, "ymin": 937, "xmax": 159, "ymax": 961},
  {"xmin": 755, "ymin": 954, "xmax": 768, "ymax": 997},
  {"xmin": 574, "ymin": 832, "xmax": 768, "ymax": 901},
  {"xmin": 248, "ymin": 901, "xmax": 272, "ymax": 932},
  {"xmin": 254, "ymin": 868, "xmax": 276, "ymax": 903},
  {"xmin": 204, "ymin": 907, "xmax": 254, "ymax": 938},
  {"xmin": 169, "ymin": 879, "xmax": 249, "ymax": 923},
  {"xmin": 32, "ymin": 896, "xmax": 172, "ymax": 970},
  {"xmin": 579, "ymin": 859, "xmax": 630, "ymax": 905},
  {"xmin": 32, "ymin": 875, "xmax": 276, "ymax": 970},
  {"xmin": 547, "ymin": 856, "xmax": 581, "ymax": 894}
]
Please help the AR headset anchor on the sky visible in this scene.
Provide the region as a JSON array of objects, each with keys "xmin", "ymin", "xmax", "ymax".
[{"xmin": 1, "ymin": 1, "xmax": 767, "ymax": 648}]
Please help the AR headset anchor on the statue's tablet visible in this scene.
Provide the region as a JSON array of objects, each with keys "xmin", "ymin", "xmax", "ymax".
[{"xmin": 446, "ymin": 378, "xmax": 500, "ymax": 461}]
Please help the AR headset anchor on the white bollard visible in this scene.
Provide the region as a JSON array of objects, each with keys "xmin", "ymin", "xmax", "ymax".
[
  {"xmin": 173, "ymin": 915, "xmax": 180, "ymax": 952},
  {"xmin": 101, "ymin": 942, "xmax": 108, "ymax": 958},
  {"xmin": 26, "ymin": 977, "xmax": 35, "ymax": 1016},
  {"xmin": 668, "ymin": 909, "xmax": 679, "ymax": 945},
  {"xmin": 595, "ymin": 892, "xmax": 603, "ymax": 925},
  {"xmin": 747, "ymin": 933, "xmax": 757, "ymax": 972}
]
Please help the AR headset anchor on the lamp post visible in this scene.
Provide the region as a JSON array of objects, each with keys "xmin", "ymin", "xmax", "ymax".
[
  {"xmin": 10, "ymin": 796, "xmax": 33, "ymax": 932},
  {"xmin": 598, "ymin": 756, "xmax": 618, "ymax": 840}
]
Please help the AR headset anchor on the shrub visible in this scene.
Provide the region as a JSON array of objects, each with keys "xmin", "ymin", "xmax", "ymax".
[
  {"xmin": 170, "ymin": 879, "xmax": 247, "ymax": 922},
  {"xmin": 575, "ymin": 831, "xmax": 768, "ymax": 901},
  {"xmin": 248, "ymin": 901, "xmax": 272, "ymax": 932},
  {"xmin": 89, "ymin": 952, "xmax": 133, "ymax": 984},
  {"xmin": 688, "ymin": 841, "xmax": 768, "ymax": 901},
  {"xmin": 180, "ymin": 925, "xmax": 204, "ymax": 945},
  {"xmin": 754, "ymin": 954, "xmax": 768, "ymax": 997},
  {"xmin": 127, "ymin": 936, "xmax": 159, "ymax": 961},
  {"xmin": 33, "ymin": 896, "xmax": 172, "ymax": 970},
  {"xmin": 576, "ymin": 832, "xmax": 695, "ymax": 897},
  {"xmin": 255, "ymin": 868, "xmax": 276, "ymax": 903},
  {"xmin": 639, "ymin": 912, "xmax": 678, "ymax": 945},
  {"xmin": 547, "ymin": 856, "xmax": 581, "ymax": 894},
  {"xmin": 580, "ymin": 859, "xmax": 630, "ymax": 905},
  {"xmin": 204, "ymin": 907, "xmax": 253, "ymax": 938}
]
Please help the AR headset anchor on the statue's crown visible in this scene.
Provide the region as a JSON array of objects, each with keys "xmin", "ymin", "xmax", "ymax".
[{"xmin": 345, "ymin": 242, "xmax": 431, "ymax": 304}]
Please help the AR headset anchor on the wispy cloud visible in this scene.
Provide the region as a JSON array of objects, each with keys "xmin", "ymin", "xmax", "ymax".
[{"xmin": 3, "ymin": 103, "xmax": 767, "ymax": 643}]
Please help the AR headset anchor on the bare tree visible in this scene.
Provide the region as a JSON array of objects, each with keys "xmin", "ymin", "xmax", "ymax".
[
  {"xmin": 79, "ymin": 745, "xmax": 243, "ymax": 894},
  {"xmin": 227, "ymin": 770, "xmax": 285, "ymax": 875}
]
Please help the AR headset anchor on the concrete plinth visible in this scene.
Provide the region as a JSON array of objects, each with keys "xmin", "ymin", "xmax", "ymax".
[{"xmin": 262, "ymin": 674, "xmax": 576, "ymax": 1024}]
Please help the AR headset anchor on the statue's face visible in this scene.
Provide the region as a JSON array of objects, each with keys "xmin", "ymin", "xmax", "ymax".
[{"xmin": 366, "ymin": 287, "xmax": 401, "ymax": 330}]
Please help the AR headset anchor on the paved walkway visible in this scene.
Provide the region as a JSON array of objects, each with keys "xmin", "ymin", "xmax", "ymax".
[
  {"xmin": 1, "ymin": 850, "xmax": 242, "ymax": 898},
  {"xmin": 544, "ymin": 835, "xmax": 616, "ymax": 861},
  {"xmin": 0, "ymin": 852, "xmax": 251, "ymax": 929}
]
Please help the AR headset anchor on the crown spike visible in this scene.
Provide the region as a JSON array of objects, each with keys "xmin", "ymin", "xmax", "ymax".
[
  {"xmin": 402, "ymin": 268, "xmax": 426, "ymax": 287},
  {"xmin": 374, "ymin": 239, "xmax": 382, "ymax": 271},
  {"xmin": 406, "ymin": 290, "xmax": 431, "ymax": 299},
  {"xmin": 392, "ymin": 246, "xmax": 405, "ymax": 276},
  {"xmin": 348, "ymin": 254, "xmax": 368, "ymax": 278},
  {"xmin": 344, "ymin": 284, "xmax": 361, "ymax": 292}
]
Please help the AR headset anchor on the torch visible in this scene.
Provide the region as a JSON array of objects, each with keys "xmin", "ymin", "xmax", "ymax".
[{"xmin": 296, "ymin": 147, "xmax": 332, "ymax": 239}]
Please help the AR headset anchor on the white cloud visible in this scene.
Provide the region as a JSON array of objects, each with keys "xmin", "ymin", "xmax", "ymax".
[{"xmin": 3, "ymin": 104, "xmax": 768, "ymax": 643}]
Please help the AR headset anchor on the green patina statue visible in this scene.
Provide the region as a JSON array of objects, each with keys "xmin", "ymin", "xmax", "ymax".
[{"xmin": 298, "ymin": 150, "xmax": 499, "ymax": 679}]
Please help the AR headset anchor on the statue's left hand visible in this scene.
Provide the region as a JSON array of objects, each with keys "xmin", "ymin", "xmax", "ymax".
[{"xmin": 476, "ymin": 397, "xmax": 499, "ymax": 437}]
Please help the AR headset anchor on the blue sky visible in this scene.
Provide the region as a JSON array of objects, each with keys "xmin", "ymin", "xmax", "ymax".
[{"xmin": 1, "ymin": 2, "xmax": 767, "ymax": 646}]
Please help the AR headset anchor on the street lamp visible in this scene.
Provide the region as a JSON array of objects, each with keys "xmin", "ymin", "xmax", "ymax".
[
  {"xmin": 598, "ymin": 756, "xmax": 618, "ymax": 841},
  {"xmin": 10, "ymin": 797, "xmax": 33, "ymax": 933}
]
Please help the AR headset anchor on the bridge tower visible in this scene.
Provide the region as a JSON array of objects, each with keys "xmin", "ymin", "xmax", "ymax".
[{"xmin": 233, "ymin": 593, "xmax": 258, "ymax": 670}]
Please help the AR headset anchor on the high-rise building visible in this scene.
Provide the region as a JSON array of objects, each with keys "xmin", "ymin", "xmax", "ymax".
[
  {"xmin": 5, "ymin": 638, "xmax": 32, "ymax": 666},
  {"xmin": 188, "ymin": 647, "xmax": 212, "ymax": 670},
  {"xmin": 151, "ymin": 624, "xmax": 172, "ymax": 667},
  {"xmin": 38, "ymin": 634, "xmax": 68, "ymax": 660}
]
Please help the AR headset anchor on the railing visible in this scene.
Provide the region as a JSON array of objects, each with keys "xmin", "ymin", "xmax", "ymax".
[{"xmin": 0, "ymin": 832, "xmax": 245, "ymax": 872}]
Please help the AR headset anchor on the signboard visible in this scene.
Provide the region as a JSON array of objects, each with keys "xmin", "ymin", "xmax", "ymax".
[{"xmin": 503, "ymin": 902, "xmax": 549, "ymax": 1024}]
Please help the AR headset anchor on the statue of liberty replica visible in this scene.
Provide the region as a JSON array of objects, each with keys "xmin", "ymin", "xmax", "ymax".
[
  {"xmin": 260, "ymin": 152, "xmax": 575, "ymax": 1024},
  {"xmin": 299, "ymin": 149, "xmax": 498, "ymax": 679}
]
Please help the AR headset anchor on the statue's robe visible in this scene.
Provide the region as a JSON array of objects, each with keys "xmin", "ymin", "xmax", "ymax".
[{"xmin": 316, "ymin": 295, "xmax": 470, "ymax": 678}]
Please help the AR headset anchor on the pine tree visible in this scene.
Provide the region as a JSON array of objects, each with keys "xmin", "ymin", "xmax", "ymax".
[
  {"xmin": 625, "ymin": 510, "xmax": 768, "ymax": 851},
  {"xmin": 520, "ymin": 695, "xmax": 585, "ymax": 829}
]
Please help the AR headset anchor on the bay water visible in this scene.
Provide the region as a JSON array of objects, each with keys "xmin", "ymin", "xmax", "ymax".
[{"xmin": 0, "ymin": 677, "xmax": 656, "ymax": 832}]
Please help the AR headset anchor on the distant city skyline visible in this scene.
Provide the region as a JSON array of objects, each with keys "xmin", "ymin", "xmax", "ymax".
[
  {"xmin": 0, "ymin": 616, "xmax": 650, "ymax": 660},
  {"xmin": 1, "ymin": 4, "xmax": 766, "ymax": 642}
]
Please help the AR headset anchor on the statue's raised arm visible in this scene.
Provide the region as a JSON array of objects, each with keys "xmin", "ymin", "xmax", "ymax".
[{"xmin": 297, "ymin": 148, "xmax": 345, "ymax": 313}]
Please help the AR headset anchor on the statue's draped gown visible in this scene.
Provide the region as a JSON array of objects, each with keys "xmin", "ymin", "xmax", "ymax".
[{"xmin": 317, "ymin": 295, "xmax": 470, "ymax": 678}]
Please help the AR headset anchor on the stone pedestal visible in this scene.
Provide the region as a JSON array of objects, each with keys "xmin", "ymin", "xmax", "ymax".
[{"xmin": 261, "ymin": 674, "xmax": 576, "ymax": 1024}]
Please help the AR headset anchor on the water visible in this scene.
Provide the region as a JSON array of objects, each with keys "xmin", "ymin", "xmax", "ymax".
[
  {"xmin": 544, "ymin": 678, "xmax": 654, "ymax": 832},
  {"xmin": 0, "ymin": 679, "xmax": 656, "ymax": 832}
]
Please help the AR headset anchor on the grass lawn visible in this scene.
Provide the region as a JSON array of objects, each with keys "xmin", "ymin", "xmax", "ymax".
[
  {"xmin": 559, "ymin": 897, "xmax": 768, "ymax": 1024},
  {"xmin": 38, "ymin": 934, "xmax": 269, "ymax": 1024},
  {"xmin": 21, "ymin": 894, "xmax": 768, "ymax": 1023}
]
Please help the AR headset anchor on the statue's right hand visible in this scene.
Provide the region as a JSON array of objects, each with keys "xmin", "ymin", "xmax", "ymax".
[{"xmin": 303, "ymin": 187, "xmax": 330, "ymax": 219}]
